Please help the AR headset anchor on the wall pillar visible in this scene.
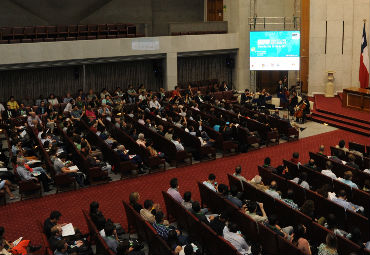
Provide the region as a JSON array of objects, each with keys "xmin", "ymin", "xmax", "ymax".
[{"xmin": 165, "ymin": 52, "xmax": 178, "ymax": 91}]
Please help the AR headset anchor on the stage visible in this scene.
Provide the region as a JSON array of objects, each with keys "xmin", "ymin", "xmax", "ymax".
[
  {"xmin": 342, "ymin": 87, "xmax": 370, "ymax": 112},
  {"xmin": 310, "ymin": 94, "xmax": 370, "ymax": 137}
]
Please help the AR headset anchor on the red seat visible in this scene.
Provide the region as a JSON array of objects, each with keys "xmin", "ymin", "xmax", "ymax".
[
  {"xmin": 257, "ymin": 223, "xmax": 279, "ymax": 255},
  {"xmin": 57, "ymin": 25, "xmax": 68, "ymax": 38},
  {"xmin": 35, "ymin": 26, "xmax": 47, "ymax": 39}
]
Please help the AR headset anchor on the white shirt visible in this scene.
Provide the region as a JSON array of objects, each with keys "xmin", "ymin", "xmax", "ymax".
[
  {"xmin": 321, "ymin": 169, "xmax": 337, "ymax": 179},
  {"xmin": 0, "ymin": 103, "xmax": 5, "ymax": 112},
  {"xmin": 149, "ymin": 100, "xmax": 161, "ymax": 109},
  {"xmin": 64, "ymin": 103, "xmax": 73, "ymax": 112},
  {"xmin": 223, "ymin": 226, "xmax": 250, "ymax": 255},
  {"xmin": 202, "ymin": 181, "xmax": 216, "ymax": 192},
  {"xmin": 172, "ymin": 140, "xmax": 184, "ymax": 151},
  {"xmin": 291, "ymin": 178, "xmax": 310, "ymax": 189}
]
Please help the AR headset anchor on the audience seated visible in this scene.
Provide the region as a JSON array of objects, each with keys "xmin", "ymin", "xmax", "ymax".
[
  {"xmin": 167, "ymin": 178, "xmax": 183, "ymax": 203},
  {"xmin": 291, "ymin": 172, "xmax": 310, "ymax": 189},
  {"xmin": 282, "ymin": 189, "xmax": 299, "ymax": 209},
  {"xmin": 232, "ymin": 165, "xmax": 247, "ymax": 182},
  {"xmin": 0, "ymin": 226, "xmax": 41, "ymax": 255},
  {"xmin": 265, "ymin": 180, "xmax": 281, "ymax": 199},
  {"xmin": 223, "ymin": 222, "xmax": 250, "ymax": 255},
  {"xmin": 244, "ymin": 201, "xmax": 267, "ymax": 223},
  {"xmin": 321, "ymin": 161, "xmax": 337, "ymax": 179},
  {"xmin": 317, "ymin": 233, "xmax": 338, "ymax": 255},
  {"xmin": 337, "ymin": 171, "xmax": 358, "ymax": 189},
  {"xmin": 129, "ymin": 192, "xmax": 143, "ymax": 213},
  {"xmin": 202, "ymin": 173, "xmax": 217, "ymax": 192}
]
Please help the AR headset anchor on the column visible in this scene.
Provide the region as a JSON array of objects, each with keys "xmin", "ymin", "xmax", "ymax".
[{"xmin": 165, "ymin": 52, "xmax": 178, "ymax": 91}]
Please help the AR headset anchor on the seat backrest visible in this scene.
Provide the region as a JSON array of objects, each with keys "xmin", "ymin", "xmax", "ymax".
[
  {"xmin": 345, "ymin": 209, "xmax": 370, "ymax": 241},
  {"xmin": 257, "ymin": 223, "xmax": 279, "ymax": 255},
  {"xmin": 349, "ymin": 141, "xmax": 366, "ymax": 154},
  {"xmin": 277, "ymin": 235, "xmax": 303, "ymax": 255},
  {"xmin": 122, "ymin": 201, "xmax": 148, "ymax": 242}
]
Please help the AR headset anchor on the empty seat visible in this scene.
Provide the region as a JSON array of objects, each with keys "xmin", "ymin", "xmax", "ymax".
[
  {"xmin": 35, "ymin": 26, "xmax": 47, "ymax": 39},
  {"xmin": 57, "ymin": 25, "xmax": 68, "ymax": 38}
]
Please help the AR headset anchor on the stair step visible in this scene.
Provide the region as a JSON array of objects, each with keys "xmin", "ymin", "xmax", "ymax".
[
  {"xmin": 312, "ymin": 111, "xmax": 370, "ymax": 130},
  {"xmin": 310, "ymin": 115, "xmax": 370, "ymax": 137}
]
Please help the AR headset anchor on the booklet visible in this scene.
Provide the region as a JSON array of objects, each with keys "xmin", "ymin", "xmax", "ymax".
[
  {"xmin": 62, "ymin": 223, "xmax": 75, "ymax": 237},
  {"xmin": 13, "ymin": 237, "xmax": 23, "ymax": 246},
  {"xmin": 69, "ymin": 165, "xmax": 79, "ymax": 171}
]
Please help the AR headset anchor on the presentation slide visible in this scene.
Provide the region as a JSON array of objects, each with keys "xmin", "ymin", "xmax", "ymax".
[{"xmin": 250, "ymin": 31, "xmax": 300, "ymax": 70}]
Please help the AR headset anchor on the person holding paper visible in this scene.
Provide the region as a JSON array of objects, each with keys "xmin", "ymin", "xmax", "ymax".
[
  {"xmin": 0, "ymin": 226, "xmax": 41, "ymax": 255},
  {"xmin": 51, "ymin": 153, "xmax": 85, "ymax": 187},
  {"xmin": 16, "ymin": 157, "xmax": 51, "ymax": 192}
]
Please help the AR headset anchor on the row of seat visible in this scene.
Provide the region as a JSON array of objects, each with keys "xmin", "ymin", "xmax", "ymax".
[
  {"xmin": 259, "ymin": 164, "xmax": 369, "ymax": 240},
  {"xmin": 283, "ymin": 159, "xmax": 370, "ymax": 217},
  {"xmin": 227, "ymin": 173, "xmax": 370, "ymax": 255},
  {"xmin": 0, "ymin": 23, "xmax": 140, "ymax": 44},
  {"xmin": 330, "ymin": 146, "xmax": 370, "ymax": 170}
]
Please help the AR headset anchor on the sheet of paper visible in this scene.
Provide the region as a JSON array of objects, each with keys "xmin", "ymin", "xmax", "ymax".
[
  {"xmin": 13, "ymin": 237, "xmax": 23, "ymax": 246},
  {"xmin": 62, "ymin": 223, "xmax": 75, "ymax": 237},
  {"xmin": 20, "ymin": 130, "xmax": 27, "ymax": 138},
  {"xmin": 0, "ymin": 168, "xmax": 8, "ymax": 172},
  {"xmin": 69, "ymin": 165, "xmax": 79, "ymax": 171}
]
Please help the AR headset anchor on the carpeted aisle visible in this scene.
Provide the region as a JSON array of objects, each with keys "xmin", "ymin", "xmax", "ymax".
[{"xmin": 0, "ymin": 129, "xmax": 368, "ymax": 245}]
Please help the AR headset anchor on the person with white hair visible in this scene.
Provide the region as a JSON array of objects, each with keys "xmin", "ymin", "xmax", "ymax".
[
  {"xmin": 136, "ymin": 133, "xmax": 146, "ymax": 147},
  {"xmin": 16, "ymin": 157, "xmax": 51, "ymax": 192},
  {"xmin": 248, "ymin": 175, "xmax": 269, "ymax": 191}
]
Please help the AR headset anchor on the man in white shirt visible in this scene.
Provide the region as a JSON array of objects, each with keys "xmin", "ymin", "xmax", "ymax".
[
  {"xmin": 27, "ymin": 112, "xmax": 42, "ymax": 127},
  {"xmin": 0, "ymin": 103, "xmax": 5, "ymax": 120},
  {"xmin": 321, "ymin": 161, "xmax": 337, "ymax": 179},
  {"xmin": 149, "ymin": 96, "xmax": 161, "ymax": 109},
  {"xmin": 337, "ymin": 171, "xmax": 358, "ymax": 189},
  {"xmin": 171, "ymin": 135, "xmax": 184, "ymax": 151},
  {"xmin": 233, "ymin": 166, "xmax": 247, "ymax": 182},
  {"xmin": 223, "ymin": 223, "xmax": 250, "ymax": 255},
  {"xmin": 265, "ymin": 181, "xmax": 281, "ymax": 199},
  {"xmin": 203, "ymin": 173, "xmax": 217, "ymax": 192}
]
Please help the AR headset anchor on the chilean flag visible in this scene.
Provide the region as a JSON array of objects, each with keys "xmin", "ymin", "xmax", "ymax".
[{"xmin": 359, "ymin": 23, "xmax": 369, "ymax": 88}]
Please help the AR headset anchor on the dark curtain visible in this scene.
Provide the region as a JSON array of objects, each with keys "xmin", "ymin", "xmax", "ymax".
[
  {"xmin": 0, "ymin": 59, "xmax": 163, "ymax": 102},
  {"xmin": 177, "ymin": 54, "xmax": 233, "ymax": 85},
  {"xmin": 0, "ymin": 66, "xmax": 82, "ymax": 102}
]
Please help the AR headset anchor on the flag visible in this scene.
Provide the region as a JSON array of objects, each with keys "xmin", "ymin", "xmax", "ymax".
[{"xmin": 359, "ymin": 23, "xmax": 369, "ymax": 88}]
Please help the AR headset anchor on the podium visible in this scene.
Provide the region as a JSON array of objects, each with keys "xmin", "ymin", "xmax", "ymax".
[{"xmin": 342, "ymin": 87, "xmax": 370, "ymax": 112}]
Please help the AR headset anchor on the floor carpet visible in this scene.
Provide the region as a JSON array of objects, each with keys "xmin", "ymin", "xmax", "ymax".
[
  {"xmin": 1, "ymin": 129, "xmax": 369, "ymax": 246},
  {"xmin": 314, "ymin": 94, "xmax": 370, "ymax": 124}
]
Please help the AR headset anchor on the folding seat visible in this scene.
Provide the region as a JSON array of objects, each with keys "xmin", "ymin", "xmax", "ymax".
[
  {"xmin": 87, "ymin": 24, "xmax": 98, "ymax": 39},
  {"xmin": 345, "ymin": 210, "xmax": 369, "ymax": 240},
  {"xmin": 13, "ymin": 27, "xmax": 24, "ymax": 39},
  {"xmin": 116, "ymin": 23, "xmax": 127, "ymax": 38},
  {"xmin": 257, "ymin": 223, "xmax": 279, "ymax": 255},
  {"xmin": 57, "ymin": 25, "xmax": 68, "ymax": 39},
  {"xmin": 77, "ymin": 24, "xmax": 88, "ymax": 40},
  {"xmin": 277, "ymin": 235, "xmax": 302, "ymax": 255},
  {"xmin": 35, "ymin": 26, "xmax": 47, "ymax": 40},
  {"xmin": 107, "ymin": 24, "xmax": 118, "ymax": 38},
  {"xmin": 97, "ymin": 24, "xmax": 108, "ymax": 39},
  {"xmin": 66, "ymin": 25, "xmax": 78, "ymax": 40},
  {"xmin": 0, "ymin": 27, "xmax": 11, "ymax": 43},
  {"xmin": 337, "ymin": 235, "xmax": 361, "ymax": 255},
  {"xmin": 23, "ymin": 26, "xmax": 35, "ymax": 42},
  {"xmin": 45, "ymin": 26, "xmax": 57, "ymax": 40},
  {"xmin": 127, "ymin": 24, "xmax": 136, "ymax": 37}
]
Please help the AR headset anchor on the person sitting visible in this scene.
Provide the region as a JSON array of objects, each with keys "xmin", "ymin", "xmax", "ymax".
[
  {"xmin": 136, "ymin": 133, "xmax": 146, "ymax": 147},
  {"xmin": 103, "ymin": 223, "xmax": 120, "ymax": 253},
  {"xmin": 324, "ymin": 213, "xmax": 348, "ymax": 237},
  {"xmin": 129, "ymin": 192, "xmax": 143, "ymax": 213},
  {"xmin": 318, "ymin": 145, "xmax": 326, "ymax": 157},
  {"xmin": 7, "ymin": 96, "xmax": 19, "ymax": 117},
  {"xmin": 27, "ymin": 112, "xmax": 42, "ymax": 127},
  {"xmin": 299, "ymin": 200, "xmax": 315, "ymax": 220},
  {"xmin": 347, "ymin": 228, "xmax": 365, "ymax": 249},
  {"xmin": 332, "ymin": 190, "xmax": 363, "ymax": 213},
  {"xmin": 244, "ymin": 201, "xmax": 267, "ymax": 223},
  {"xmin": 282, "ymin": 189, "xmax": 299, "ymax": 210},
  {"xmin": 181, "ymin": 191, "xmax": 193, "ymax": 210},
  {"xmin": 191, "ymin": 201, "xmax": 209, "ymax": 225},
  {"xmin": 304, "ymin": 159, "xmax": 319, "ymax": 171},
  {"xmin": 44, "ymin": 210, "xmax": 63, "ymax": 238},
  {"xmin": 291, "ymin": 224, "xmax": 311, "ymax": 255},
  {"xmin": 52, "ymin": 153, "xmax": 85, "ymax": 187},
  {"xmin": 291, "ymin": 152, "xmax": 301, "ymax": 165},
  {"xmin": 265, "ymin": 180, "xmax": 281, "ymax": 199},
  {"xmin": 227, "ymin": 185, "xmax": 243, "ymax": 208},
  {"xmin": 317, "ymin": 233, "xmax": 338, "ymax": 255},
  {"xmin": 167, "ymin": 178, "xmax": 183, "ymax": 203},
  {"xmin": 337, "ymin": 171, "xmax": 358, "ymax": 189},
  {"xmin": 291, "ymin": 172, "xmax": 310, "ymax": 189},
  {"xmin": 140, "ymin": 199, "xmax": 168, "ymax": 225},
  {"xmin": 202, "ymin": 173, "xmax": 217, "ymax": 192},
  {"xmin": 233, "ymin": 165, "xmax": 247, "ymax": 182},
  {"xmin": 115, "ymin": 145, "xmax": 145, "ymax": 173},
  {"xmin": 223, "ymin": 222, "xmax": 250, "ymax": 255},
  {"xmin": 0, "ymin": 178, "xmax": 17, "ymax": 200},
  {"xmin": 16, "ymin": 157, "xmax": 51, "ymax": 192},
  {"xmin": 336, "ymin": 139, "xmax": 349, "ymax": 152},
  {"xmin": 264, "ymin": 214, "xmax": 293, "ymax": 239},
  {"xmin": 248, "ymin": 175, "xmax": 269, "ymax": 191},
  {"xmin": 153, "ymin": 212, "xmax": 184, "ymax": 241},
  {"xmin": 53, "ymin": 240, "xmax": 69, "ymax": 255},
  {"xmin": 171, "ymin": 135, "xmax": 185, "ymax": 151},
  {"xmin": 346, "ymin": 154, "xmax": 360, "ymax": 170},
  {"xmin": 263, "ymin": 157, "xmax": 277, "ymax": 173},
  {"xmin": 0, "ymin": 227, "xmax": 41, "ymax": 255},
  {"xmin": 321, "ymin": 161, "xmax": 337, "ymax": 179}
]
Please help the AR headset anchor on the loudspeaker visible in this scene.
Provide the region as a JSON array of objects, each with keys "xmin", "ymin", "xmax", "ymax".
[{"xmin": 226, "ymin": 56, "xmax": 235, "ymax": 69}]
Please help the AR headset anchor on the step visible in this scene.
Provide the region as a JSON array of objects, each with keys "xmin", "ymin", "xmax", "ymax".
[
  {"xmin": 310, "ymin": 115, "xmax": 370, "ymax": 137},
  {"xmin": 312, "ymin": 111, "xmax": 370, "ymax": 130},
  {"xmin": 316, "ymin": 107, "xmax": 370, "ymax": 125}
]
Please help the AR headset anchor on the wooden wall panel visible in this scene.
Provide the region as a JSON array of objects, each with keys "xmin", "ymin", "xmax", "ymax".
[
  {"xmin": 207, "ymin": 0, "xmax": 223, "ymax": 21},
  {"xmin": 300, "ymin": 0, "xmax": 310, "ymax": 93}
]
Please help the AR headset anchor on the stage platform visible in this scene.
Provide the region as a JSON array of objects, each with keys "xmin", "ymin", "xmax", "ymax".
[
  {"xmin": 342, "ymin": 87, "xmax": 370, "ymax": 112},
  {"xmin": 310, "ymin": 94, "xmax": 370, "ymax": 136}
]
